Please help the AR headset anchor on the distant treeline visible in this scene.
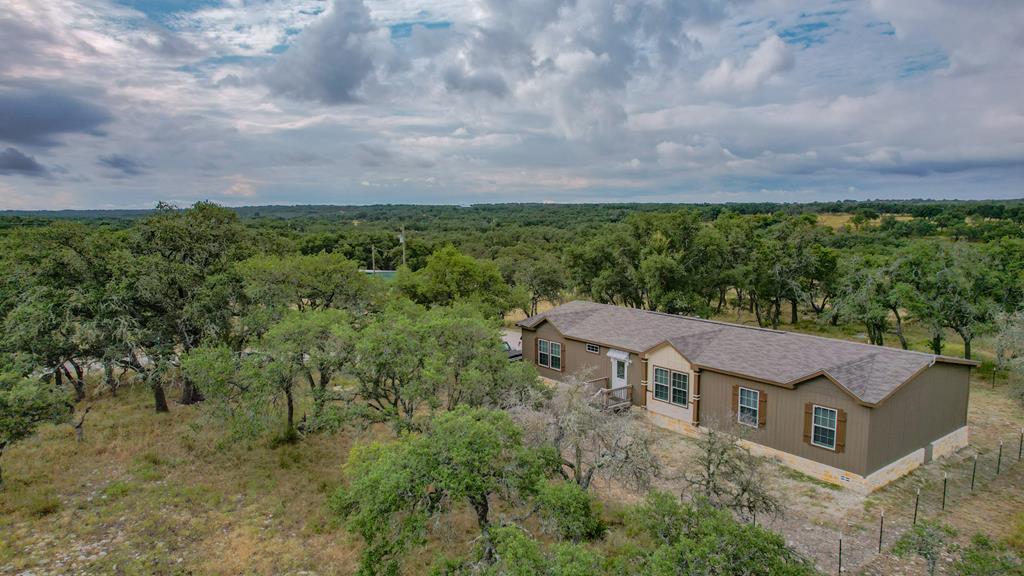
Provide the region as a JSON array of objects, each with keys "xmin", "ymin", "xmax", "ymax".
[{"xmin": 4, "ymin": 197, "xmax": 1024, "ymax": 224}]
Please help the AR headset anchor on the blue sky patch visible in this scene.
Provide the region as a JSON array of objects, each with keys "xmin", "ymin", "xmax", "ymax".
[
  {"xmin": 115, "ymin": 0, "xmax": 221, "ymax": 23},
  {"xmin": 389, "ymin": 21, "xmax": 452, "ymax": 39},
  {"xmin": 778, "ymin": 21, "xmax": 831, "ymax": 48},
  {"xmin": 799, "ymin": 9, "xmax": 847, "ymax": 19},
  {"xmin": 865, "ymin": 21, "xmax": 896, "ymax": 36},
  {"xmin": 901, "ymin": 51, "xmax": 950, "ymax": 77}
]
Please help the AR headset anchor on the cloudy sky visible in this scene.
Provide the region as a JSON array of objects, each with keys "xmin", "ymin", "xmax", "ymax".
[{"xmin": 0, "ymin": 0, "xmax": 1022, "ymax": 209}]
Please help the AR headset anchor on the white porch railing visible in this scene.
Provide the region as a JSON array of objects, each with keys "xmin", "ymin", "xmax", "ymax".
[{"xmin": 585, "ymin": 377, "xmax": 632, "ymax": 411}]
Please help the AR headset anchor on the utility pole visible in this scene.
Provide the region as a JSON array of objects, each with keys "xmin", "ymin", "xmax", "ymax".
[{"xmin": 371, "ymin": 244, "xmax": 376, "ymax": 272}]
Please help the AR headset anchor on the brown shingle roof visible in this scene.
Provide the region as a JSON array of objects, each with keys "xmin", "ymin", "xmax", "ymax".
[{"xmin": 518, "ymin": 301, "xmax": 976, "ymax": 405}]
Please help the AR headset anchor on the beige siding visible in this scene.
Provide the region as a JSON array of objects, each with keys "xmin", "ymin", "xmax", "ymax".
[
  {"xmin": 645, "ymin": 345, "xmax": 694, "ymax": 424},
  {"xmin": 699, "ymin": 371, "xmax": 871, "ymax": 476},
  {"xmin": 866, "ymin": 363, "xmax": 971, "ymax": 474},
  {"xmin": 521, "ymin": 323, "xmax": 644, "ymax": 406}
]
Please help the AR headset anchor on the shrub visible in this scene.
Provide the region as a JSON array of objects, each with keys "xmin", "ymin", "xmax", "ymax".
[
  {"xmin": 624, "ymin": 490, "xmax": 688, "ymax": 544},
  {"xmin": 536, "ymin": 481, "xmax": 606, "ymax": 542},
  {"xmin": 24, "ymin": 490, "xmax": 61, "ymax": 518},
  {"xmin": 894, "ymin": 520, "xmax": 956, "ymax": 576}
]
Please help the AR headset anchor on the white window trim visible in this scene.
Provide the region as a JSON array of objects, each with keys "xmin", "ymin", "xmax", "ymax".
[
  {"xmin": 670, "ymin": 371, "xmax": 689, "ymax": 407},
  {"xmin": 585, "ymin": 343, "xmax": 600, "ymax": 354},
  {"xmin": 811, "ymin": 405, "xmax": 838, "ymax": 451},
  {"xmin": 653, "ymin": 367, "xmax": 670, "ymax": 401},
  {"xmin": 737, "ymin": 387, "xmax": 759, "ymax": 428},
  {"xmin": 536, "ymin": 338, "xmax": 562, "ymax": 371}
]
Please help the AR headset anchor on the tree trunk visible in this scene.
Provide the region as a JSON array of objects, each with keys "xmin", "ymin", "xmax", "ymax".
[
  {"xmin": 930, "ymin": 333, "xmax": 943, "ymax": 355},
  {"xmin": 891, "ymin": 308, "xmax": 909, "ymax": 350},
  {"xmin": 103, "ymin": 360, "xmax": 117, "ymax": 396},
  {"xmin": 286, "ymin": 386, "xmax": 295, "ymax": 432},
  {"xmin": 0, "ymin": 442, "xmax": 6, "ymax": 489},
  {"xmin": 959, "ymin": 331, "xmax": 972, "ymax": 360},
  {"xmin": 70, "ymin": 360, "xmax": 86, "ymax": 401},
  {"xmin": 471, "ymin": 495, "xmax": 494, "ymax": 564},
  {"xmin": 790, "ymin": 299, "xmax": 798, "ymax": 324},
  {"xmin": 152, "ymin": 381, "xmax": 169, "ymax": 413},
  {"xmin": 579, "ymin": 467, "xmax": 595, "ymax": 491},
  {"xmin": 74, "ymin": 407, "xmax": 91, "ymax": 442},
  {"xmin": 179, "ymin": 376, "xmax": 204, "ymax": 405},
  {"xmin": 752, "ymin": 298, "xmax": 764, "ymax": 327},
  {"xmin": 62, "ymin": 363, "xmax": 86, "ymax": 402}
]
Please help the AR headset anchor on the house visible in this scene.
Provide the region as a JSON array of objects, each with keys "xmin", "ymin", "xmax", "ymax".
[{"xmin": 518, "ymin": 300, "xmax": 978, "ymax": 492}]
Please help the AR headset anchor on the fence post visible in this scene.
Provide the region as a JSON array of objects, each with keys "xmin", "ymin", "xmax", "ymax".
[
  {"xmin": 998, "ymin": 441, "xmax": 1004, "ymax": 475},
  {"xmin": 878, "ymin": 510, "xmax": 884, "ymax": 553},
  {"xmin": 942, "ymin": 472, "xmax": 948, "ymax": 510},
  {"xmin": 838, "ymin": 535, "xmax": 843, "ymax": 575},
  {"xmin": 1018, "ymin": 428, "xmax": 1023, "ymax": 461},
  {"xmin": 913, "ymin": 488, "xmax": 920, "ymax": 525},
  {"xmin": 971, "ymin": 455, "xmax": 978, "ymax": 491}
]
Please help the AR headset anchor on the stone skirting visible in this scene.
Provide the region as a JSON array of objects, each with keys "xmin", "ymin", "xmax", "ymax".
[{"xmin": 930, "ymin": 425, "xmax": 969, "ymax": 461}]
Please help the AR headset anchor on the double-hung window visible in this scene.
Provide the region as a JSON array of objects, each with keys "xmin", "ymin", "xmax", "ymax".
[
  {"xmin": 738, "ymin": 387, "xmax": 759, "ymax": 428},
  {"xmin": 811, "ymin": 406, "xmax": 838, "ymax": 450},
  {"xmin": 671, "ymin": 372, "xmax": 688, "ymax": 407},
  {"xmin": 537, "ymin": 339, "xmax": 561, "ymax": 371},
  {"xmin": 653, "ymin": 367, "xmax": 670, "ymax": 401},
  {"xmin": 653, "ymin": 368, "xmax": 688, "ymax": 406}
]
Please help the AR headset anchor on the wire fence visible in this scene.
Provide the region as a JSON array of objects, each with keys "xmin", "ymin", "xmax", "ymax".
[{"xmin": 832, "ymin": 428, "xmax": 1024, "ymax": 574}]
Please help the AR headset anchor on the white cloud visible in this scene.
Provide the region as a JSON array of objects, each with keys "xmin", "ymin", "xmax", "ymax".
[
  {"xmin": 0, "ymin": 0, "xmax": 1022, "ymax": 207},
  {"xmin": 222, "ymin": 175, "xmax": 258, "ymax": 197},
  {"xmin": 699, "ymin": 35, "xmax": 794, "ymax": 94}
]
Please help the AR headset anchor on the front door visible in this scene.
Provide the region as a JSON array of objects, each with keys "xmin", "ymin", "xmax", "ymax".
[{"xmin": 612, "ymin": 357, "xmax": 628, "ymax": 389}]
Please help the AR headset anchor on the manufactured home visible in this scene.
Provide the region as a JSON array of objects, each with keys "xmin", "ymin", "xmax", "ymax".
[{"xmin": 518, "ymin": 301, "xmax": 978, "ymax": 492}]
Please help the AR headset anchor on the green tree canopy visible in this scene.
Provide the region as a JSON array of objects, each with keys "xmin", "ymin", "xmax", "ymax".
[
  {"xmin": 395, "ymin": 245, "xmax": 516, "ymax": 316},
  {"xmin": 332, "ymin": 407, "xmax": 554, "ymax": 574}
]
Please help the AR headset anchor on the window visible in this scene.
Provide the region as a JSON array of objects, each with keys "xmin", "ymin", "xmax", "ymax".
[
  {"xmin": 653, "ymin": 368, "xmax": 690, "ymax": 406},
  {"xmin": 671, "ymin": 372, "xmax": 688, "ymax": 406},
  {"xmin": 811, "ymin": 406, "xmax": 838, "ymax": 450},
  {"xmin": 616, "ymin": 360, "xmax": 626, "ymax": 379},
  {"xmin": 653, "ymin": 367, "xmax": 669, "ymax": 401},
  {"xmin": 586, "ymin": 343, "xmax": 600, "ymax": 354},
  {"xmin": 537, "ymin": 339, "xmax": 561, "ymax": 370},
  {"xmin": 738, "ymin": 387, "xmax": 759, "ymax": 428}
]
